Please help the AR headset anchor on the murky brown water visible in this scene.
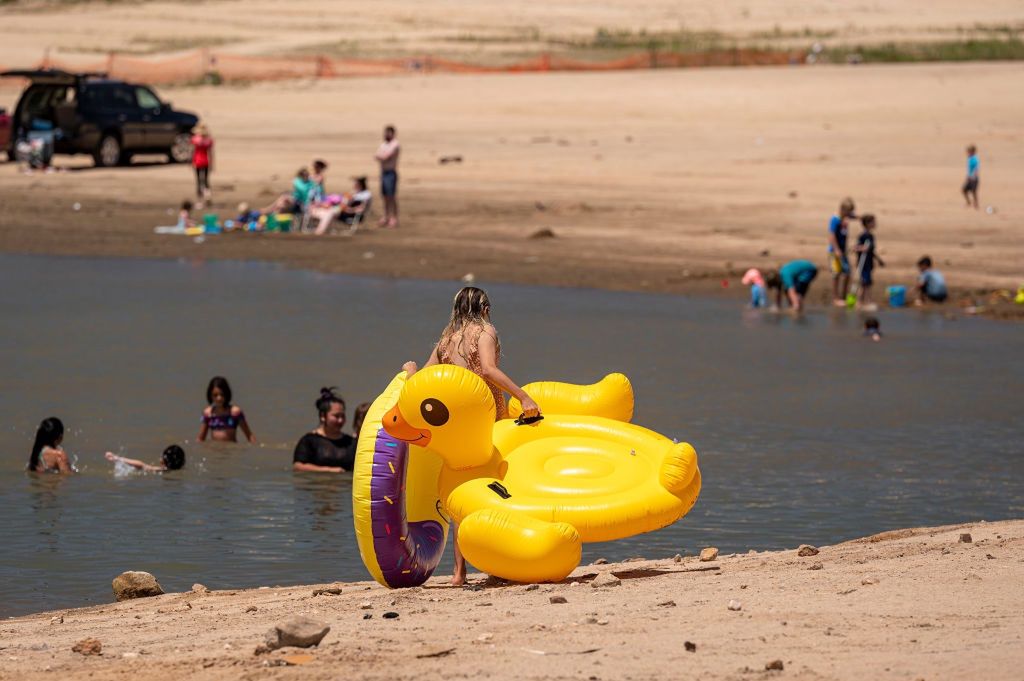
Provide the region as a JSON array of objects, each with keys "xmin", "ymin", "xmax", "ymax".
[{"xmin": 1, "ymin": 255, "xmax": 1021, "ymax": 617}]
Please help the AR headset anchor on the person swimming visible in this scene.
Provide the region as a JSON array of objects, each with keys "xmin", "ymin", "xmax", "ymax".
[
  {"xmin": 105, "ymin": 445, "xmax": 186, "ymax": 472},
  {"xmin": 293, "ymin": 387, "xmax": 357, "ymax": 473},
  {"xmin": 199, "ymin": 376, "xmax": 256, "ymax": 443},
  {"xmin": 27, "ymin": 417, "xmax": 73, "ymax": 474}
]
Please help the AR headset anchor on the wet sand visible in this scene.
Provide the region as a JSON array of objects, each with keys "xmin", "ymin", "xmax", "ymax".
[
  {"xmin": 1, "ymin": 519, "xmax": 1021, "ymax": 680},
  {"xmin": 1, "ymin": 63, "xmax": 1022, "ymax": 316}
]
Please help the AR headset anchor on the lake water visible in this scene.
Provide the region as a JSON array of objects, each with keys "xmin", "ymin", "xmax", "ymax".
[{"xmin": 1, "ymin": 254, "xmax": 1021, "ymax": 618}]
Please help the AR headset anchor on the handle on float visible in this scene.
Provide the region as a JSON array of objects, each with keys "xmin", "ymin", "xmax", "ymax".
[{"xmin": 514, "ymin": 414, "xmax": 544, "ymax": 426}]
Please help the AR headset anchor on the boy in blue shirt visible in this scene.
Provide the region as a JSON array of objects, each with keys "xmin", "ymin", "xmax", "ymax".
[
  {"xmin": 962, "ymin": 144, "xmax": 979, "ymax": 210},
  {"xmin": 854, "ymin": 214, "xmax": 885, "ymax": 308},
  {"xmin": 914, "ymin": 256, "xmax": 948, "ymax": 305},
  {"xmin": 766, "ymin": 259, "xmax": 818, "ymax": 313},
  {"xmin": 827, "ymin": 197, "xmax": 856, "ymax": 307}
]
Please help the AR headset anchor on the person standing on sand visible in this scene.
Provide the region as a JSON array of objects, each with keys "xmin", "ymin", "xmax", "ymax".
[
  {"xmin": 962, "ymin": 144, "xmax": 979, "ymax": 210},
  {"xmin": 191, "ymin": 123, "xmax": 214, "ymax": 208},
  {"xmin": 402, "ymin": 286, "xmax": 541, "ymax": 585},
  {"xmin": 375, "ymin": 125, "xmax": 400, "ymax": 228},
  {"xmin": 826, "ymin": 198, "xmax": 856, "ymax": 307}
]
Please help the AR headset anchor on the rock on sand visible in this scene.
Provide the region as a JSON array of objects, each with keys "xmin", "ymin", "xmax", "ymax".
[
  {"xmin": 699, "ymin": 548, "xmax": 719, "ymax": 562},
  {"xmin": 112, "ymin": 572, "xmax": 164, "ymax": 601},
  {"xmin": 262, "ymin": 616, "xmax": 331, "ymax": 651}
]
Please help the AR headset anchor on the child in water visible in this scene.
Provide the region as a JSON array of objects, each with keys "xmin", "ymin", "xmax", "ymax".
[
  {"xmin": 199, "ymin": 376, "xmax": 256, "ymax": 443},
  {"xmin": 864, "ymin": 317, "xmax": 882, "ymax": 342},
  {"xmin": 27, "ymin": 417, "xmax": 74, "ymax": 473},
  {"xmin": 105, "ymin": 445, "xmax": 186, "ymax": 472},
  {"xmin": 741, "ymin": 268, "xmax": 767, "ymax": 308}
]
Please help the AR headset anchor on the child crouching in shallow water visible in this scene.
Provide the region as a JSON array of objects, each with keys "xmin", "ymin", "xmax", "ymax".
[{"xmin": 106, "ymin": 445, "xmax": 186, "ymax": 472}]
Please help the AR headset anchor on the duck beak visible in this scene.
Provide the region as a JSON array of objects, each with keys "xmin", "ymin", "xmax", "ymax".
[{"xmin": 382, "ymin": 405, "xmax": 432, "ymax": 447}]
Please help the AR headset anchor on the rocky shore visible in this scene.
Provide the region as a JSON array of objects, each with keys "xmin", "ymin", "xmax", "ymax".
[{"xmin": 2, "ymin": 519, "xmax": 1021, "ymax": 680}]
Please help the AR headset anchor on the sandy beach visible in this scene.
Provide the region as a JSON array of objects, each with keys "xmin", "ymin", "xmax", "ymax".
[
  {"xmin": 1, "ymin": 519, "xmax": 1021, "ymax": 680},
  {"xmin": 2, "ymin": 61, "xmax": 1022, "ymax": 315}
]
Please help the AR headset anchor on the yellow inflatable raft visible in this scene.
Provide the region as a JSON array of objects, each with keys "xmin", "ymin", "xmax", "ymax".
[{"xmin": 355, "ymin": 366, "xmax": 701, "ymax": 585}]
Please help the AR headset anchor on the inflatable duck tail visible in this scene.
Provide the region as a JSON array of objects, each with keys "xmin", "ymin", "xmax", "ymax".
[
  {"xmin": 457, "ymin": 507, "xmax": 582, "ymax": 583},
  {"xmin": 509, "ymin": 373, "xmax": 634, "ymax": 422},
  {"xmin": 660, "ymin": 442, "xmax": 701, "ymax": 507}
]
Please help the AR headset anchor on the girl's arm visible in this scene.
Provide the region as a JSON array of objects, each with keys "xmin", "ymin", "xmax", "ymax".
[
  {"xmin": 54, "ymin": 448, "xmax": 73, "ymax": 474},
  {"xmin": 198, "ymin": 410, "xmax": 209, "ymax": 442},
  {"xmin": 236, "ymin": 408, "xmax": 256, "ymax": 444},
  {"xmin": 403, "ymin": 344, "xmax": 440, "ymax": 377},
  {"xmin": 293, "ymin": 462, "xmax": 344, "ymax": 473},
  {"xmin": 105, "ymin": 452, "xmax": 162, "ymax": 472},
  {"xmin": 476, "ymin": 330, "xmax": 540, "ymax": 417}
]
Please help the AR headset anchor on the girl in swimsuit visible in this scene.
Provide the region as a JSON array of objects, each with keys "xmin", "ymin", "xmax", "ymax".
[
  {"xmin": 28, "ymin": 417, "xmax": 73, "ymax": 474},
  {"xmin": 198, "ymin": 376, "xmax": 256, "ymax": 443},
  {"xmin": 403, "ymin": 286, "xmax": 540, "ymax": 585}
]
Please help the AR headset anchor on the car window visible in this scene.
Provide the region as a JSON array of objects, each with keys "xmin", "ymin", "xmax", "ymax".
[
  {"xmin": 135, "ymin": 87, "xmax": 161, "ymax": 110},
  {"xmin": 83, "ymin": 85, "xmax": 136, "ymax": 110}
]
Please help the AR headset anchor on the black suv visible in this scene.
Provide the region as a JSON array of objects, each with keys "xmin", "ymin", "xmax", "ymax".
[{"xmin": 2, "ymin": 69, "xmax": 198, "ymax": 167}]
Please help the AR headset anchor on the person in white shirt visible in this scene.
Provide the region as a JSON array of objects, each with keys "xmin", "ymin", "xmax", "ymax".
[{"xmin": 374, "ymin": 125, "xmax": 400, "ymax": 228}]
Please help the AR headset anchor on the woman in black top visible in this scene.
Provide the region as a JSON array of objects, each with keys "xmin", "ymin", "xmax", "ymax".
[{"xmin": 293, "ymin": 387, "xmax": 356, "ymax": 473}]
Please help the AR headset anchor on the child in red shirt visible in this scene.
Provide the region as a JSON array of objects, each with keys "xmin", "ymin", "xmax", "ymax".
[{"xmin": 191, "ymin": 123, "xmax": 214, "ymax": 207}]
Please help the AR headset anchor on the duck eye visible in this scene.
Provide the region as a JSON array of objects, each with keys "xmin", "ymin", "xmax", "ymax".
[{"xmin": 420, "ymin": 398, "xmax": 449, "ymax": 426}]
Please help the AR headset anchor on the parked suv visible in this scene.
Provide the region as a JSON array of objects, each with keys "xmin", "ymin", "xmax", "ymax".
[{"xmin": 1, "ymin": 69, "xmax": 198, "ymax": 167}]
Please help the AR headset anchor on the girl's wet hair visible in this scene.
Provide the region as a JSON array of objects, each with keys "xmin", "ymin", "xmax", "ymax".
[
  {"xmin": 442, "ymin": 287, "xmax": 491, "ymax": 334},
  {"xmin": 765, "ymin": 269, "xmax": 782, "ymax": 290},
  {"xmin": 29, "ymin": 417, "xmax": 64, "ymax": 471},
  {"xmin": 206, "ymin": 376, "xmax": 233, "ymax": 406},
  {"xmin": 316, "ymin": 387, "xmax": 345, "ymax": 416},
  {"xmin": 162, "ymin": 445, "xmax": 186, "ymax": 470}
]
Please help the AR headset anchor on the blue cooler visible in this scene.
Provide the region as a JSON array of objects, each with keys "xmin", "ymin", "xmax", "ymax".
[{"xmin": 887, "ymin": 285, "xmax": 906, "ymax": 307}]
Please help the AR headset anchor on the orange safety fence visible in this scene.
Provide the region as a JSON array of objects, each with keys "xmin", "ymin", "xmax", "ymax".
[{"xmin": 2, "ymin": 47, "xmax": 805, "ymax": 86}]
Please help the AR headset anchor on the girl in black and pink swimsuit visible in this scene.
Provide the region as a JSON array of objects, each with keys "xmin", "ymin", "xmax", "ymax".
[{"xmin": 198, "ymin": 376, "xmax": 256, "ymax": 444}]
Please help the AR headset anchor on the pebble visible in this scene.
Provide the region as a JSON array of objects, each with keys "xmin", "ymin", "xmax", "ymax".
[
  {"xmin": 570, "ymin": 581, "xmax": 581, "ymax": 587},
  {"xmin": 766, "ymin": 659, "xmax": 784, "ymax": 671},
  {"xmin": 862, "ymin": 577, "xmax": 879, "ymax": 586},
  {"xmin": 986, "ymin": 554, "xmax": 996, "ymax": 560},
  {"xmin": 673, "ymin": 554, "xmax": 683, "ymax": 563},
  {"xmin": 657, "ymin": 600, "xmax": 676, "ymax": 607},
  {"xmin": 699, "ymin": 548, "xmax": 719, "ymax": 562},
  {"xmin": 112, "ymin": 571, "xmax": 165, "ymax": 602},
  {"xmin": 49, "ymin": 616, "xmax": 63, "ymax": 625},
  {"xmin": 523, "ymin": 584, "xmax": 539, "ymax": 592},
  {"xmin": 808, "ymin": 563, "xmax": 824, "ymax": 571},
  {"xmin": 363, "ymin": 613, "xmax": 372, "ymax": 620},
  {"xmin": 191, "ymin": 583, "xmax": 209, "ymax": 594},
  {"xmin": 727, "ymin": 600, "xmax": 743, "ymax": 611},
  {"xmin": 312, "ymin": 587, "xmax": 343, "ymax": 596},
  {"xmin": 597, "ymin": 619, "xmax": 609, "ymax": 625},
  {"xmin": 383, "ymin": 612, "xmax": 400, "ymax": 619},
  {"xmin": 262, "ymin": 616, "xmax": 330, "ymax": 651},
  {"xmin": 549, "ymin": 596, "xmax": 568, "ymax": 604},
  {"xmin": 959, "ymin": 533, "xmax": 973, "ymax": 543},
  {"xmin": 245, "ymin": 606, "xmax": 258, "ymax": 613},
  {"xmin": 476, "ymin": 633, "xmax": 493, "ymax": 642},
  {"xmin": 121, "ymin": 652, "xmax": 139, "ymax": 659},
  {"xmin": 592, "ymin": 558, "xmax": 608, "ymax": 565},
  {"xmin": 360, "ymin": 602, "xmax": 373, "ymax": 609},
  {"xmin": 797, "ymin": 545, "xmax": 820, "ymax": 557},
  {"xmin": 72, "ymin": 638, "xmax": 103, "ymax": 656},
  {"xmin": 684, "ymin": 641, "xmax": 697, "ymax": 652},
  {"xmin": 591, "ymin": 573, "xmax": 622, "ymax": 589}
]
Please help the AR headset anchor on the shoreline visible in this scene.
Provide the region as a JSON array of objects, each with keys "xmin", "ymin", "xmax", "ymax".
[{"xmin": 2, "ymin": 519, "xmax": 1021, "ymax": 680}]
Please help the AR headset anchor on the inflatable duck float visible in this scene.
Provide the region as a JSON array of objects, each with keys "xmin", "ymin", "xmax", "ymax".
[{"xmin": 352, "ymin": 366, "xmax": 701, "ymax": 585}]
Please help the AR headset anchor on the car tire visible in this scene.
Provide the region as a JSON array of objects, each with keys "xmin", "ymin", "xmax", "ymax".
[
  {"xmin": 168, "ymin": 132, "xmax": 193, "ymax": 164},
  {"xmin": 94, "ymin": 134, "xmax": 124, "ymax": 168}
]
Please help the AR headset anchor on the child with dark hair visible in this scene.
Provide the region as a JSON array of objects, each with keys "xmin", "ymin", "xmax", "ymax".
[
  {"xmin": 854, "ymin": 214, "xmax": 886, "ymax": 308},
  {"xmin": 352, "ymin": 402, "xmax": 372, "ymax": 440},
  {"xmin": 914, "ymin": 256, "xmax": 948, "ymax": 305},
  {"xmin": 765, "ymin": 260, "xmax": 818, "ymax": 313},
  {"xmin": 864, "ymin": 317, "xmax": 882, "ymax": 342},
  {"xmin": 28, "ymin": 417, "xmax": 73, "ymax": 473},
  {"xmin": 293, "ymin": 387, "xmax": 356, "ymax": 473},
  {"xmin": 199, "ymin": 376, "xmax": 256, "ymax": 443},
  {"xmin": 105, "ymin": 445, "xmax": 186, "ymax": 472},
  {"xmin": 178, "ymin": 200, "xmax": 196, "ymax": 229}
]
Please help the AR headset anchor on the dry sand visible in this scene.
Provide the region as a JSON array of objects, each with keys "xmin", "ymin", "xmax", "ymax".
[
  {"xmin": 1, "ymin": 519, "xmax": 1021, "ymax": 680},
  {"xmin": 1, "ymin": 61, "xmax": 1022, "ymax": 313},
  {"xmin": 2, "ymin": 0, "xmax": 1024, "ymax": 65}
]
